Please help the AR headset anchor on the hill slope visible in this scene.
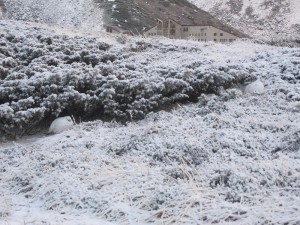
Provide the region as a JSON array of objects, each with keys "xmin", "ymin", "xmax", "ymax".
[
  {"xmin": 4, "ymin": 0, "xmax": 103, "ymax": 31},
  {"xmin": 188, "ymin": 0, "xmax": 300, "ymax": 39},
  {"xmin": 5, "ymin": 0, "xmax": 298, "ymax": 39},
  {"xmin": 97, "ymin": 0, "xmax": 246, "ymax": 36},
  {"xmin": 4, "ymin": 0, "xmax": 246, "ymax": 37}
]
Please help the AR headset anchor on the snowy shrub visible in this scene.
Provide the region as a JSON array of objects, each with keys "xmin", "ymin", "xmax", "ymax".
[
  {"xmin": 0, "ymin": 66, "xmax": 9, "ymax": 79},
  {"xmin": 116, "ymin": 34, "xmax": 127, "ymax": 44},
  {"xmin": 129, "ymin": 40, "xmax": 152, "ymax": 52},
  {"xmin": 1, "ymin": 21, "xmax": 299, "ymax": 139},
  {"xmin": 0, "ymin": 103, "xmax": 46, "ymax": 138}
]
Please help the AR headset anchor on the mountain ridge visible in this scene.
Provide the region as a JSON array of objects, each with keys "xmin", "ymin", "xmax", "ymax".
[
  {"xmin": 188, "ymin": 0, "xmax": 300, "ymax": 39},
  {"xmin": 3, "ymin": 0, "xmax": 299, "ymax": 40}
]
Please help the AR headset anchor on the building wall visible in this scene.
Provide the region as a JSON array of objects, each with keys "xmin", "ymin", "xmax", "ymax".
[
  {"xmin": 145, "ymin": 22, "xmax": 238, "ymax": 43},
  {"xmin": 180, "ymin": 26, "xmax": 209, "ymax": 41},
  {"xmin": 145, "ymin": 26, "xmax": 158, "ymax": 36},
  {"xmin": 144, "ymin": 20, "xmax": 182, "ymax": 39},
  {"xmin": 171, "ymin": 20, "xmax": 182, "ymax": 39},
  {"xmin": 206, "ymin": 26, "xmax": 238, "ymax": 43}
]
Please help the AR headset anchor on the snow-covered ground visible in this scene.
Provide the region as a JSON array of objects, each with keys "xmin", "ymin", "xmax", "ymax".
[{"xmin": 0, "ymin": 19, "xmax": 300, "ymax": 225}]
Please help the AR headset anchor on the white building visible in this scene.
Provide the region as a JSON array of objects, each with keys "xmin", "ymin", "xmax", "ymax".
[{"xmin": 144, "ymin": 18, "xmax": 246, "ymax": 42}]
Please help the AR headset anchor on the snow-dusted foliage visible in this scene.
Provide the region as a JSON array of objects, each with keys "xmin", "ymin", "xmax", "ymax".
[
  {"xmin": 0, "ymin": 20, "xmax": 260, "ymax": 138},
  {"xmin": 1, "ymin": 20, "xmax": 300, "ymax": 138},
  {"xmin": 1, "ymin": 85, "xmax": 300, "ymax": 224},
  {"xmin": 0, "ymin": 20, "xmax": 300, "ymax": 225}
]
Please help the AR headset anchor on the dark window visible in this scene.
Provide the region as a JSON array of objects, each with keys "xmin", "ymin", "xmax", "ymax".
[
  {"xmin": 214, "ymin": 39, "xmax": 217, "ymax": 42},
  {"xmin": 214, "ymin": 33, "xmax": 217, "ymax": 36},
  {"xmin": 220, "ymin": 33, "xmax": 223, "ymax": 36},
  {"xmin": 106, "ymin": 27, "xmax": 113, "ymax": 33},
  {"xmin": 170, "ymin": 24, "xmax": 176, "ymax": 35}
]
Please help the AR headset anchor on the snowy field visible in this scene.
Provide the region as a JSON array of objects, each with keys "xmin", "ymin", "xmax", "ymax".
[{"xmin": 0, "ymin": 20, "xmax": 300, "ymax": 224}]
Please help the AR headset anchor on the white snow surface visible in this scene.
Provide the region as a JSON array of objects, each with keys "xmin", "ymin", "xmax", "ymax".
[
  {"xmin": 0, "ymin": 20, "xmax": 300, "ymax": 225},
  {"xmin": 244, "ymin": 79, "xmax": 265, "ymax": 95},
  {"xmin": 290, "ymin": 0, "xmax": 300, "ymax": 25},
  {"xmin": 48, "ymin": 116, "xmax": 74, "ymax": 134}
]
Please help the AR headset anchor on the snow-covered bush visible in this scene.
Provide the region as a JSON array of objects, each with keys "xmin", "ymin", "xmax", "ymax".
[
  {"xmin": 1, "ymin": 20, "xmax": 300, "ymax": 225},
  {"xmin": 0, "ymin": 20, "xmax": 299, "ymax": 139}
]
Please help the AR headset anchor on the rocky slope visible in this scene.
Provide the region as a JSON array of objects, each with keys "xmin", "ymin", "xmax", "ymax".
[
  {"xmin": 188, "ymin": 0, "xmax": 300, "ymax": 39},
  {"xmin": 4, "ymin": 0, "xmax": 103, "ymax": 31}
]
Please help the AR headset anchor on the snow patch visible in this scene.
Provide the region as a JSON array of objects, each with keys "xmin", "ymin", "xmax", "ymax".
[
  {"xmin": 289, "ymin": 0, "xmax": 300, "ymax": 25},
  {"xmin": 244, "ymin": 79, "xmax": 265, "ymax": 95},
  {"xmin": 48, "ymin": 116, "xmax": 74, "ymax": 134}
]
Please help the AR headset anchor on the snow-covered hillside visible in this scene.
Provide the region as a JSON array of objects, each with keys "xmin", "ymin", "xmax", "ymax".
[
  {"xmin": 0, "ymin": 20, "xmax": 300, "ymax": 225},
  {"xmin": 4, "ymin": 0, "xmax": 103, "ymax": 31},
  {"xmin": 188, "ymin": 0, "xmax": 300, "ymax": 39},
  {"xmin": 4, "ymin": 0, "xmax": 300, "ymax": 40}
]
